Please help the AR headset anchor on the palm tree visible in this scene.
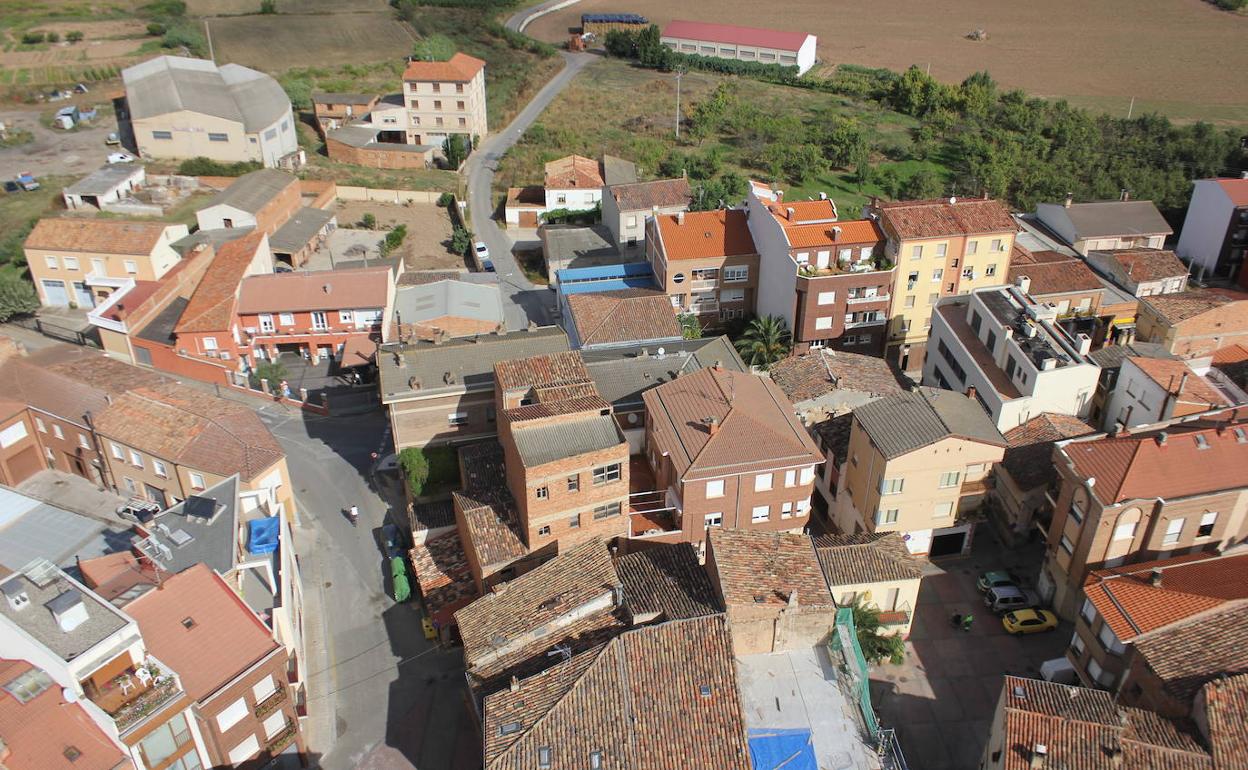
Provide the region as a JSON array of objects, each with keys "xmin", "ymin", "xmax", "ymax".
[
  {"xmin": 733, "ymin": 315, "xmax": 791, "ymax": 369},
  {"xmin": 852, "ymin": 598, "xmax": 906, "ymax": 665}
]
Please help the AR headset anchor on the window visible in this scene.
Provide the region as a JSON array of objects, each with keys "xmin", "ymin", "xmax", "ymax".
[
  {"xmin": 938, "ymin": 471, "xmax": 961, "ymax": 488},
  {"xmin": 123, "ymin": 477, "xmax": 136, "ymax": 493},
  {"xmin": 252, "ymin": 675, "xmax": 277, "ymax": 704},
  {"xmin": 208, "ymin": 132, "xmax": 228, "ymax": 142},
  {"xmin": 877, "ymin": 508, "xmax": 899, "ymax": 525},
  {"xmin": 935, "ymin": 243, "xmax": 947, "ymax": 257},
  {"xmin": 783, "ymin": 469, "xmax": 797, "ymax": 488},
  {"xmin": 817, "ymin": 291, "xmax": 836, "ymax": 305},
  {"xmin": 124, "ymin": 260, "xmax": 138, "ymax": 274},
  {"xmin": 705, "ymin": 513, "xmax": 723, "ymax": 527},
  {"xmin": 34, "ymin": 417, "xmax": 45, "ymax": 433},
  {"xmin": 535, "ymin": 486, "xmax": 548, "ymax": 500},
  {"xmin": 592, "ymin": 463, "xmax": 621, "ymax": 485},
  {"xmin": 538, "ymin": 525, "xmax": 550, "ymax": 536},
  {"xmin": 934, "ymin": 501, "xmax": 954, "ymax": 518},
  {"xmin": 879, "ymin": 478, "xmax": 904, "ymax": 495},
  {"xmin": 1087, "ymin": 657, "xmax": 1107, "ymax": 685},
  {"xmin": 1198, "ymin": 512, "xmax": 1217, "ymax": 538},
  {"xmin": 932, "ymin": 268, "xmax": 943, "ymax": 281},
  {"xmin": 911, "ymin": 245, "xmax": 922, "ymax": 260},
  {"xmin": 3, "ymin": 668, "xmax": 52, "ymax": 703},
  {"xmin": 263, "ymin": 710, "xmax": 288, "ymax": 740},
  {"xmin": 432, "ymin": 83, "xmax": 441, "ymax": 93},
  {"xmin": 1098, "ymin": 624, "xmax": 1124, "ymax": 654},
  {"xmin": 986, "ymin": 330, "xmax": 997, "ymax": 350},
  {"xmin": 966, "ymin": 240, "xmax": 978, "ymax": 255},
  {"xmin": 535, "ymin": 747, "xmax": 552, "ymax": 769},
  {"xmin": 1060, "ymin": 535, "xmax": 1074, "ymax": 554},
  {"xmin": 152, "ymin": 130, "xmax": 173, "ymax": 140},
  {"xmin": 721, "ymin": 288, "xmax": 745, "ymax": 303},
  {"xmin": 754, "ymin": 473, "xmax": 773, "ymax": 492},
  {"xmin": 929, "ymin": 293, "xmax": 939, "ymax": 305},
  {"xmin": 991, "ymin": 239, "xmax": 1003, "ymax": 252},
  {"xmin": 139, "ymin": 713, "xmax": 192, "ymax": 767},
  {"xmin": 202, "ymin": 337, "xmax": 218, "ymax": 351},
  {"xmin": 111, "ymin": 443, "xmax": 124, "ymax": 460},
  {"xmin": 1070, "ymin": 633, "xmax": 1086, "ymax": 656},
  {"xmin": 568, "ymin": 515, "xmax": 580, "ymax": 529},
  {"xmin": 962, "ymin": 267, "xmax": 975, "ymax": 279},
  {"xmin": 1113, "ymin": 521, "xmax": 1136, "ymax": 541},
  {"xmin": 706, "ymin": 479, "xmax": 724, "ymax": 498},
  {"xmin": 190, "ymin": 472, "xmax": 206, "ymax": 491},
  {"xmin": 567, "ymin": 475, "xmax": 579, "ymax": 492},
  {"xmin": 799, "ymin": 466, "xmax": 815, "ymax": 484},
  {"xmin": 278, "ymin": 313, "xmax": 294, "ymax": 327},
  {"xmin": 129, "ymin": 449, "xmax": 143, "ymax": 468},
  {"xmin": 447, "ymin": 412, "xmax": 467, "ymax": 426},
  {"xmin": 592, "ymin": 502, "xmax": 621, "ymax": 520},
  {"xmin": 1163, "ymin": 518, "xmax": 1183, "ymax": 546},
  {"xmin": 216, "ymin": 697, "xmax": 249, "ymax": 731},
  {"xmin": 264, "ymin": 127, "xmax": 277, "ymax": 140},
  {"xmin": 815, "ymin": 317, "xmax": 834, "ymax": 330},
  {"xmin": 339, "ymin": 310, "xmax": 354, "ymax": 324},
  {"xmin": 228, "ymin": 735, "xmax": 260, "ymax": 765},
  {"xmin": 433, "ymin": 100, "xmax": 442, "ymax": 109},
  {"xmin": 311, "ymin": 311, "xmax": 328, "ymax": 330},
  {"xmin": 153, "ymin": 459, "xmax": 168, "ymax": 478},
  {"xmin": 259, "ymin": 314, "xmax": 275, "ymax": 332},
  {"xmin": 751, "ymin": 505, "xmax": 769, "ymax": 522},
  {"xmin": 781, "ymin": 501, "xmax": 794, "ymax": 519},
  {"xmin": 985, "ymin": 264, "xmax": 997, "ymax": 277},
  {"xmin": 904, "ymin": 295, "xmax": 915, "ymax": 308},
  {"xmin": 45, "ymin": 255, "xmax": 59, "ymax": 270},
  {"xmin": 63, "ymin": 256, "xmax": 79, "ymax": 270},
  {"xmin": 724, "ymin": 265, "xmax": 748, "ymax": 282}
]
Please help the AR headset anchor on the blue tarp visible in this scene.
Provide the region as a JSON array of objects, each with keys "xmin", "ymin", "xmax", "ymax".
[
  {"xmin": 247, "ymin": 517, "xmax": 280, "ymax": 555},
  {"xmin": 748, "ymin": 728, "xmax": 817, "ymax": 770}
]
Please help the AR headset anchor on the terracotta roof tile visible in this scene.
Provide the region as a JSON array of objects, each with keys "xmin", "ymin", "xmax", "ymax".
[
  {"xmin": 1102, "ymin": 247, "xmax": 1188, "ymax": 283},
  {"xmin": 402, "ymin": 52, "xmax": 485, "ymax": 82},
  {"xmin": 768, "ymin": 349, "xmax": 904, "ymax": 403},
  {"xmin": 174, "ymin": 231, "xmax": 265, "ymax": 333},
  {"xmin": 607, "ymin": 177, "xmax": 692, "ymax": 211},
  {"xmin": 544, "ymin": 155, "xmax": 603, "ymax": 189},
  {"xmin": 1008, "ymin": 257, "xmax": 1104, "ymax": 295},
  {"xmin": 1084, "ymin": 553, "xmax": 1248, "ymax": 640},
  {"xmin": 495, "ymin": 350, "xmax": 592, "ymax": 393},
  {"xmin": 614, "ymin": 542, "xmax": 721, "ymax": 620},
  {"xmin": 1133, "ymin": 601, "xmax": 1248, "ymax": 706},
  {"xmin": 708, "ymin": 528, "xmax": 832, "ymax": 608},
  {"xmin": 125, "ymin": 563, "xmax": 278, "ymax": 701},
  {"xmin": 1140, "ymin": 288, "xmax": 1248, "ymax": 325},
  {"xmin": 1001, "ymin": 413, "xmax": 1096, "ymax": 491},
  {"xmin": 409, "ymin": 533, "xmax": 479, "ymax": 627},
  {"xmin": 1203, "ymin": 673, "xmax": 1248, "ymax": 770},
  {"xmin": 812, "ymin": 532, "xmax": 924, "ymax": 585},
  {"xmin": 1128, "ymin": 358, "xmax": 1230, "ymax": 411},
  {"xmin": 567, "ymin": 289, "xmax": 682, "ymax": 347},
  {"xmin": 237, "ymin": 266, "xmax": 389, "ymax": 314},
  {"xmin": 0, "ymin": 659, "xmax": 129, "ymax": 770},
  {"xmin": 876, "ymin": 197, "xmax": 1016, "ymax": 240},
  {"xmin": 653, "ymin": 209, "xmax": 756, "ymax": 260},
  {"xmin": 454, "ymin": 442, "xmax": 528, "ymax": 568},
  {"xmin": 25, "ymin": 218, "xmax": 174, "ymax": 255},
  {"xmin": 765, "ymin": 200, "xmax": 884, "ymax": 249},
  {"xmin": 1215, "ymin": 178, "xmax": 1248, "ymax": 207}
]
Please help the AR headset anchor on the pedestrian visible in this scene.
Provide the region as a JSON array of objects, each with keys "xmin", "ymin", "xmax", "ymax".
[
  {"xmin": 962, "ymin": 613, "xmax": 974, "ymax": 632},
  {"xmin": 280, "ymin": 379, "xmax": 292, "ymax": 399}
]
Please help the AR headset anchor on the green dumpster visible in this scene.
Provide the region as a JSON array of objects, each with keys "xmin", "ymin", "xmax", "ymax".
[{"xmin": 391, "ymin": 556, "xmax": 411, "ymax": 602}]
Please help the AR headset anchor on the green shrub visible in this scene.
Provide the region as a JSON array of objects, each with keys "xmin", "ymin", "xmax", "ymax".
[
  {"xmin": 360, "ymin": 212, "xmax": 377, "ymax": 230},
  {"xmin": 437, "ymin": 192, "xmax": 455, "ymax": 208},
  {"xmin": 66, "ymin": 31, "xmax": 85, "ymax": 43},
  {"xmin": 0, "ymin": 274, "xmax": 38, "ymax": 323},
  {"xmin": 176, "ymin": 157, "xmax": 263, "ymax": 176},
  {"xmin": 250, "ymin": 360, "xmax": 289, "ymax": 391},
  {"xmin": 398, "ymin": 447, "xmax": 431, "ymax": 496},
  {"xmin": 280, "ymin": 76, "xmax": 312, "ymax": 110},
  {"xmin": 411, "ymin": 33, "xmax": 456, "ymax": 62},
  {"xmin": 380, "ymin": 224, "xmax": 407, "ymax": 256},
  {"xmin": 450, "ymin": 226, "xmax": 472, "ymax": 255},
  {"xmin": 140, "ymin": 0, "xmax": 187, "ymax": 16},
  {"xmin": 146, "ymin": 22, "xmax": 166, "ymax": 36},
  {"xmin": 259, "ymin": 0, "xmax": 276, "ymax": 12},
  {"xmin": 45, "ymin": 31, "xmax": 60, "ymax": 43},
  {"xmin": 21, "ymin": 32, "xmax": 45, "ymax": 45}
]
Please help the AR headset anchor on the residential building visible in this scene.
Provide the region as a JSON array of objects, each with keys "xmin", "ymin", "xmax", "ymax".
[
  {"xmin": 868, "ymin": 196, "xmax": 1017, "ymax": 371},
  {"xmin": 1039, "ymin": 409, "xmax": 1248, "ymax": 619},
  {"xmin": 704, "ymin": 528, "xmax": 837, "ymax": 655},
  {"xmin": 391, "ymin": 277, "xmax": 504, "ymax": 342},
  {"xmin": 1086, "ymin": 247, "xmax": 1190, "ymax": 297},
  {"xmin": 660, "ymin": 20, "xmax": 817, "ymax": 75},
  {"xmin": 1102, "ymin": 356, "xmax": 1234, "ymax": 431},
  {"xmin": 601, "ymin": 177, "xmax": 692, "ymax": 251},
  {"xmin": 980, "ymin": 676, "xmax": 1220, "ymax": 770},
  {"xmin": 541, "ymin": 154, "xmax": 636, "ymax": 213},
  {"xmin": 646, "ymin": 209, "xmax": 759, "ymax": 327},
  {"xmin": 768, "ymin": 348, "xmax": 905, "ymax": 420},
  {"xmin": 0, "ymin": 560, "xmax": 207, "ymax": 770},
  {"xmin": 1086, "ymin": 341, "xmax": 1179, "ymax": 426},
  {"xmin": 24, "ymin": 219, "xmax": 188, "ymax": 308},
  {"xmin": 813, "ymin": 532, "xmax": 923, "ymax": 636},
  {"xmin": 992, "ymin": 413, "xmax": 1095, "ymax": 546},
  {"xmin": 63, "ymin": 163, "xmax": 145, "ymax": 211},
  {"xmin": 1136, "ymin": 288, "xmax": 1248, "ymax": 358},
  {"xmin": 642, "ymin": 363, "xmax": 823, "ymax": 545},
  {"xmin": 747, "ymin": 189, "xmax": 893, "ymax": 353},
  {"xmin": 540, "ymin": 225, "xmax": 619, "ymax": 278},
  {"xmin": 1068, "ymin": 553, "xmax": 1248, "ymax": 694},
  {"xmin": 1176, "ymin": 176, "xmax": 1248, "ymax": 284},
  {"xmin": 121, "ymin": 56, "xmax": 298, "ymax": 168},
  {"xmin": 310, "ymin": 92, "xmax": 378, "ymax": 135},
  {"xmin": 563, "ymin": 288, "xmax": 683, "ymax": 349},
  {"xmin": 1128, "ymin": 603, "xmax": 1248, "ymax": 721},
  {"xmin": 194, "ymin": 170, "xmax": 335, "ymax": 268},
  {"xmin": 1034, "ymin": 195, "xmax": 1172, "ymax": 255},
  {"xmin": 324, "ymin": 120, "xmax": 436, "ymax": 171},
  {"xmin": 1006, "ymin": 245, "xmax": 1140, "ymax": 348},
  {"xmin": 125, "ymin": 564, "xmax": 304, "ymax": 768},
  {"xmin": 402, "ymin": 53, "xmax": 487, "ymax": 147},
  {"xmin": 378, "ymin": 326, "xmax": 571, "ymax": 449},
  {"xmin": 829, "ymin": 387, "xmax": 1007, "ymax": 556},
  {"xmin": 923, "ymin": 282, "xmax": 1101, "ymax": 431}
]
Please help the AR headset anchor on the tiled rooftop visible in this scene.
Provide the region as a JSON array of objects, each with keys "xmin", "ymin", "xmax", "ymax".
[
  {"xmin": 614, "ymin": 542, "xmax": 721, "ymax": 621},
  {"xmin": 1001, "ymin": 413, "xmax": 1096, "ymax": 491},
  {"xmin": 768, "ymin": 348, "xmax": 904, "ymax": 404},
  {"xmin": 1132, "ymin": 601, "xmax": 1248, "ymax": 706},
  {"xmin": 408, "ymin": 533, "xmax": 478, "ymax": 627},
  {"xmin": 453, "ymin": 442, "xmax": 527, "ymax": 568},
  {"xmin": 812, "ymin": 533, "xmax": 924, "ymax": 586},
  {"xmin": 566, "ymin": 289, "xmax": 682, "ymax": 348},
  {"xmin": 653, "ymin": 209, "xmax": 756, "ymax": 261},
  {"xmin": 708, "ymin": 529, "xmax": 833, "ymax": 609},
  {"xmin": 875, "ymin": 197, "xmax": 1016, "ymax": 240}
]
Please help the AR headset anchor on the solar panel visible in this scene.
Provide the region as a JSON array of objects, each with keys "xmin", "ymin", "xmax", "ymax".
[{"xmin": 183, "ymin": 496, "xmax": 218, "ymax": 522}]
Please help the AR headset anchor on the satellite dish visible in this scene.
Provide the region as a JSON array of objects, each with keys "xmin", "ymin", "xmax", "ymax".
[
  {"xmin": 63, "ymin": 687, "xmax": 79, "ymax": 703},
  {"xmin": 656, "ymin": 347, "xmax": 665, "ymax": 356}
]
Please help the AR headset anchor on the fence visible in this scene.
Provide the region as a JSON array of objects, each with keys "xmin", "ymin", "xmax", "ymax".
[
  {"xmin": 8, "ymin": 316, "xmax": 99, "ymax": 348},
  {"xmin": 830, "ymin": 607, "xmax": 910, "ymax": 770},
  {"xmin": 335, "ymin": 187, "xmax": 444, "ymax": 204}
]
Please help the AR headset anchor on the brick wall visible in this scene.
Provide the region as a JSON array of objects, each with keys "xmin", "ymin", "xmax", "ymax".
[
  {"xmin": 326, "ymin": 138, "xmax": 434, "ymax": 171},
  {"xmin": 679, "ymin": 466, "xmax": 816, "ymax": 543},
  {"xmin": 196, "ymin": 649, "xmax": 304, "ymax": 769}
]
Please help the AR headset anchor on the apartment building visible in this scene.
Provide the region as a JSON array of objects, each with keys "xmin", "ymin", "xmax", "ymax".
[
  {"xmin": 24, "ymin": 219, "xmax": 188, "ymax": 308},
  {"xmin": 867, "ymin": 196, "xmax": 1017, "ymax": 371},
  {"xmin": 747, "ymin": 189, "xmax": 893, "ymax": 353},
  {"xmin": 829, "ymin": 387, "xmax": 1006, "ymax": 556},
  {"xmin": 992, "ymin": 413, "xmax": 1094, "ymax": 546},
  {"xmin": 1039, "ymin": 409, "xmax": 1248, "ymax": 619},
  {"xmin": 1177, "ymin": 175, "xmax": 1248, "ymax": 284},
  {"xmin": 601, "ymin": 177, "xmax": 692, "ymax": 251},
  {"xmin": 1067, "ymin": 553, "xmax": 1248, "ymax": 694},
  {"xmin": 1087, "ymin": 247, "xmax": 1189, "ymax": 298},
  {"xmin": 1102, "ymin": 356, "xmax": 1236, "ymax": 431},
  {"xmin": 1006, "ymin": 245, "xmax": 1140, "ymax": 349},
  {"xmin": 401, "ymin": 52, "xmax": 487, "ymax": 147},
  {"xmin": 641, "ymin": 363, "xmax": 822, "ymax": 545},
  {"xmin": 1136, "ymin": 288, "xmax": 1248, "ymax": 358},
  {"xmin": 813, "ymin": 533, "xmax": 924, "ymax": 637},
  {"xmin": 0, "ymin": 560, "xmax": 207, "ymax": 770},
  {"xmin": 646, "ymin": 209, "xmax": 759, "ymax": 327},
  {"xmin": 1034, "ymin": 195, "xmax": 1172, "ymax": 255},
  {"xmin": 923, "ymin": 282, "xmax": 1102, "ymax": 431}
]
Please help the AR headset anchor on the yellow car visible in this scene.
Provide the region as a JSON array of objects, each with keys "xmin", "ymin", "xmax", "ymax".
[
  {"xmin": 421, "ymin": 616, "xmax": 437, "ymax": 641},
  {"xmin": 1002, "ymin": 608, "xmax": 1058, "ymax": 635}
]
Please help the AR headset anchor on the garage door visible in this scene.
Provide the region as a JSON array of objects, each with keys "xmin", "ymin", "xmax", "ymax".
[
  {"xmin": 519, "ymin": 210, "xmax": 539, "ymax": 227},
  {"xmin": 73, "ymin": 281, "xmax": 95, "ymax": 308},
  {"xmin": 41, "ymin": 279, "xmax": 69, "ymax": 306},
  {"xmin": 928, "ymin": 530, "xmax": 968, "ymax": 558}
]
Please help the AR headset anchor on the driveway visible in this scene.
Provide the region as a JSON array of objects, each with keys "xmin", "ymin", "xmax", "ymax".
[
  {"xmin": 869, "ymin": 533, "xmax": 1069, "ymax": 770},
  {"xmin": 461, "ymin": 50, "xmax": 595, "ymax": 331},
  {"xmin": 0, "ymin": 106, "xmax": 118, "ymax": 180}
]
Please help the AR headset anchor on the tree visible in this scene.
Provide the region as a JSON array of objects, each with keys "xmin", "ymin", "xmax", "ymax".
[
  {"xmin": 635, "ymin": 24, "xmax": 670, "ymax": 69},
  {"xmin": 437, "ymin": 192, "xmax": 455, "ymax": 208},
  {"xmin": 253, "ymin": 360, "xmax": 288, "ymax": 391},
  {"xmin": 359, "ymin": 212, "xmax": 377, "ymax": 230},
  {"xmin": 443, "ymin": 134, "xmax": 468, "ymax": 169},
  {"xmin": 0, "ymin": 274, "xmax": 38, "ymax": 323},
  {"xmin": 66, "ymin": 30, "xmax": 84, "ymax": 43},
  {"xmin": 450, "ymin": 226, "xmax": 472, "ymax": 256},
  {"xmin": 852, "ymin": 599, "xmax": 906, "ymax": 665},
  {"xmin": 259, "ymin": 0, "xmax": 276, "ymax": 13},
  {"xmin": 398, "ymin": 447, "xmax": 431, "ymax": 497},
  {"xmin": 677, "ymin": 313, "xmax": 702, "ymax": 340},
  {"xmin": 733, "ymin": 315, "xmax": 791, "ymax": 370},
  {"xmin": 604, "ymin": 29, "xmax": 638, "ymax": 58},
  {"xmin": 904, "ymin": 168, "xmax": 944, "ymax": 199},
  {"xmin": 280, "ymin": 76, "xmax": 312, "ymax": 111},
  {"xmin": 380, "ymin": 224, "xmax": 407, "ymax": 257},
  {"xmin": 412, "ymin": 33, "xmax": 456, "ymax": 62}
]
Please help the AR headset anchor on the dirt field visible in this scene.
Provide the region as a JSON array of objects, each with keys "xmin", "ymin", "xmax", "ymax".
[
  {"xmin": 208, "ymin": 12, "xmax": 414, "ymax": 71},
  {"xmin": 529, "ymin": 0, "xmax": 1248, "ymax": 122},
  {"xmin": 333, "ymin": 200, "xmax": 462, "ymax": 271},
  {"xmin": 187, "ymin": 0, "xmax": 389, "ymax": 14}
]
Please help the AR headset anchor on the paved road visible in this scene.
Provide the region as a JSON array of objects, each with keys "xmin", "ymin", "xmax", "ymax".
[
  {"xmin": 503, "ymin": 0, "xmax": 580, "ymax": 33},
  {"xmin": 460, "ymin": 50, "xmax": 595, "ymax": 330}
]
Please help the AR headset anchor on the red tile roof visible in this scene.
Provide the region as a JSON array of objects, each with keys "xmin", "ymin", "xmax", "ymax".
[
  {"xmin": 1128, "ymin": 357, "xmax": 1230, "ymax": 412},
  {"xmin": 1203, "ymin": 673, "xmax": 1248, "ymax": 769},
  {"xmin": 876, "ymin": 197, "xmax": 1016, "ymax": 240},
  {"xmin": 708, "ymin": 528, "xmax": 833, "ymax": 608},
  {"xmin": 1215, "ymin": 178, "xmax": 1248, "ymax": 207},
  {"xmin": 653, "ymin": 209, "xmax": 756, "ymax": 260},
  {"xmin": 1103, "ymin": 247, "xmax": 1189, "ymax": 283},
  {"xmin": 608, "ymin": 177, "xmax": 692, "ymax": 211},
  {"xmin": 174, "ymin": 231, "xmax": 265, "ymax": 334},
  {"xmin": 543, "ymin": 155, "xmax": 603, "ymax": 189},
  {"xmin": 1001, "ymin": 413, "xmax": 1096, "ymax": 491},
  {"xmin": 1060, "ymin": 416, "xmax": 1248, "ymax": 505},
  {"xmin": 662, "ymin": 19, "xmax": 810, "ymax": 51},
  {"xmin": 408, "ymin": 534, "xmax": 478, "ymax": 627},
  {"xmin": 1140, "ymin": 288, "xmax": 1248, "ymax": 325},
  {"xmin": 125, "ymin": 563, "xmax": 278, "ymax": 702},
  {"xmin": 1132, "ymin": 601, "xmax": 1248, "ymax": 707},
  {"xmin": 1008, "ymin": 256, "xmax": 1104, "ymax": 295},
  {"xmin": 767, "ymin": 201, "xmax": 883, "ymax": 249},
  {"xmin": 0, "ymin": 659, "xmax": 129, "ymax": 770},
  {"xmin": 768, "ymin": 348, "xmax": 904, "ymax": 404},
  {"xmin": 25, "ymin": 218, "xmax": 174, "ymax": 255},
  {"xmin": 494, "ymin": 350, "xmax": 592, "ymax": 393},
  {"xmin": 237, "ymin": 266, "xmax": 389, "ymax": 314},
  {"xmin": 1084, "ymin": 553, "xmax": 1248, "ymax": 641},
  {"xmin": 566, "ymin": 288, "xmax": 682, "ymax": 347},
  {"xmin": 402, "ymin": 52, "xmax": 485, "ymax": 82}
]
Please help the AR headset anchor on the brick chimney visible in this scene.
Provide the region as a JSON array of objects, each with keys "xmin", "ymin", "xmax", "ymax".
[{"xmin": 707, "ymin": 416, "xmax": 720, "ymax": 436}]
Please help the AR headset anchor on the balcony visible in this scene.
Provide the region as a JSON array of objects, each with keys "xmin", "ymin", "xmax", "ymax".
[
  {"xmin": 844, "ymin": 315, "xmax": 886, "ymax": 329},
  {"xmin": 83, "ymin": 656, "xmax": 183, "ymax": 734},
  {"xmin": 877, "ymin": 609, "xmax": 911, "ymax": 628},
  {"xmin": 264, "ymin": 719, "xmax": 298, "ymax": 753},
  {"xmin": 254, "ymin": 686, "xmax": 288, "ymax": 720},
  {"xmin": 846, "ymin": 293, "xmax": 889, "ymax": 305},
  {"xmin": 690, "ymin": 279, "xmax": 718, "ymax": 291}
]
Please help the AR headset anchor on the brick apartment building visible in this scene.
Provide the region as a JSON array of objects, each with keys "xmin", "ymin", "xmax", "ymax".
[
  {"xmin": 1039, "ymin": 407, "xmax": 1248, "ymax": 620},
  {"xmin": 646, "ymin": 209, "xmax": 759, "ymax": 328},
  {"xmin": 1135, "ymin": 288, "xmax": 1248, "ymax": 358}
]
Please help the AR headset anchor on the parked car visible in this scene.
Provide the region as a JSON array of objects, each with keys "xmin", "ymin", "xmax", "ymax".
[
  {"xmin": 107, "ymin": 152, "xmax": 136, "ymax": 164},
  {"xmin": 984, "ymin": 585, "xmax": 1039, "ymax": 614},
  {"xmin": 1002, "ymin": 608, "xmax": 1058, "ymax": 635},
  {"xmin": 976, "ymin": 570, "xmax": 1021, "ymax": 593},
  {"xmin": 482, "ymin": 258, "xmax": 495, "ymax": 272},
  {"xmin": 14, "ymin": 173, "xmax": 39, "ymax": 192},
  {"xmin": 473, "ymin": 241, "xmax": 489, "ymax": 261}
]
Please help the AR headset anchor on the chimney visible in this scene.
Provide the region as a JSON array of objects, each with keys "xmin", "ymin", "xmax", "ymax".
[
  {"xmin": 640, "ymin": 348, "xmax": 649, "ymax": 358},
  {"xmin": 1016, "ymin": 275, "xmax": 1032, "ymax": 295},
  {"xmin": 323, "ymin": 283, "xmax": 332, "ymax": 294},
  {"xmin": 49, "ymin": 590, "xmax": 88, "ymax": 633},
  {"xmin": 676, "ymin": 211, "xmax": 685, "ymax": 225},
  {"xmin": 707, "ymin": 416, "xmax": 720, "ymax": 435},
  {"xmin": 818, "ymin": 191, "xmax": 827, "ymax": 200},
  {"xmin": 1177, "ymin": 372, "xmax": 1189, "ymax": 396},
  {"xmin": 832, "ymin": 225, "xmax": 842, "ymax": 241},
  {"xmin": 1155, "ymin": 431, "xmax": 1168, "ymax": 446},
  {"xmin": 786, "ymin": 207, "xmax": 795, "ymax": 221},
  {"xmin": 1150, "ymin": 569, "xmax": 1164, "ymax": 587},
  {"xmin": 948, "ymin": 196, "xmax": 957, "ymax": 205},
  {"xmin": 1064, "ymin": 193, "xmax": 1073, "ymax": 208},
  {"xmin": 787, "ymin": 590, "xmax": 799, "ymax": 608},
  {"xmin": 509, "ymin": 676, "xmax": 520, "ymax": 693},
  {"xmin": 965, "ymin": 386, "xmax": 977, "ymax": 402},
  {"xmin": 443, "ymin": 370, "xmax": 456, "ymax": 384},
  {"xmin": 714, "ymin": 360, "xmax": 723, "ymax": 371},
  {"xmin": 408, "ymin": 376, "xmax": 421, "ymax": 391},
  {"xmin": 1120, "ymin": 189, "xmax": 1130, "ymax": 202},
  {"xmin": 1029, "ymin": 743, "xmax": 1048, "ymax": 769},
  {"xmin": 776, "ymin": 190, "xmax": 783, "ymax": 202}
]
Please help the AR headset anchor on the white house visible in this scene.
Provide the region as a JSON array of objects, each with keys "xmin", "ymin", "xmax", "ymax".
[
  {"xmin": 661, "ymin": 20, "xmax": 817, "ymax": 75},
  {"xmin": 923, "ymin": 279, "xmax": 1101, "ymax": 431},
  {"xmin": 1101, "ymin": 355, "xmax": 1240, "ymax": 431},
  {"xmin": 63, "ymin": 163, "xmax": 145, "ymax": 211},
  {"xmin": 1176, "ymin": 176, "xmax": 1248, "ymax": 283},
  {"xmin": 1033, "ymin": 196, "xmax": 1172, "ymax": 255}
]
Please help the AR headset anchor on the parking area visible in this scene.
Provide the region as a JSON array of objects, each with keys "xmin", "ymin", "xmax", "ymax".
[
  {"xmin": 0, "ymin": 106, "xmax": 118, "ymax": 180},
  {"xmin": 870, "ymin": 531, "xmax": 1069, "ymax": 770}
]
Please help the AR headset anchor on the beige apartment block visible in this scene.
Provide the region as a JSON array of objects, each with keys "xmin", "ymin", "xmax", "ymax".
[{"xmin": 402, "ymin": 53, "xmax": 488, "ymax": 147}]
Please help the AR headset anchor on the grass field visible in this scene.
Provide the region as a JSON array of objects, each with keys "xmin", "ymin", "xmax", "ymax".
[
  {"xmin": 208, "ymin": 12, "xmax": 415, "ymax": 70},
  {"xmin": 528, "ymin": 0, "xmax": 1248, "ymax": 124},
  {"xmin": 187, "ymin": 0, "xmax": 390, "ymax": 15},
  {"xmin": 493, "ymin": 58, "xmax": 947, "ymax": 214}
]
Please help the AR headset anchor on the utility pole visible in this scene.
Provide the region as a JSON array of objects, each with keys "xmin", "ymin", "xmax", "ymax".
[
  {"xmin": 1126, "ymin": 96, "xmax": 1135, "ymax": 120},
  {"xmin": 675, "ymin": 68, "xmax": 684, "ymax": 140},
  {"xmin": 204, "ymin": 19, "xmax": 214, "ymax": 63}
]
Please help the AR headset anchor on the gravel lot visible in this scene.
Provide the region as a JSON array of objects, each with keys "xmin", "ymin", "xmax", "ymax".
[{"xmin": 0, "ymin": 106, "xmax": 118, "ymax": 181}]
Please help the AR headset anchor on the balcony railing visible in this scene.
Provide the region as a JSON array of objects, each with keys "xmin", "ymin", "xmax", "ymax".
[
  {"xmin": 264, "ymin": 720, "xmax": 298, "ymax": 753},
  {"xmin": 690, "ymin": 279, "xmax": 718, "ymax": 291},
  {"xmin": 846, "ymin": 294, "xmax": 889, "ymax": 305},
  {"xmin": 111, "ymin": 677, "xmax": 182, "ymax": 733},
  {"xmin": 254, "ymin": 686, "xmax": 288, "ymax": 719},
  {"xmin": 844, "ymin": 317, "xmax": 886, "ymax": 328}
]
